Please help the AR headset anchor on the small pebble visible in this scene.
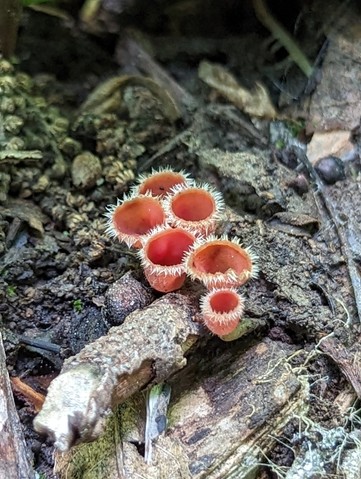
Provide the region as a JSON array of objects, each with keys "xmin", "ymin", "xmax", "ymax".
[
  {"xmin": 314, "ymin": 156, "xmax": 345, "ymax": 185},
  {"xmin": 275, "ymin": 146, "xmax": 306, "ymax": 170}
]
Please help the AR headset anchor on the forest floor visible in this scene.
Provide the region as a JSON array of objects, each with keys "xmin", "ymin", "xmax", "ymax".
[{"xmin": 1, "ymin": 1, "xmax": 361, "ymax": 478}]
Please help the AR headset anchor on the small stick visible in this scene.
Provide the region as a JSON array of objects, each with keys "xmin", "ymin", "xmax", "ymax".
[{"xmin": 252, "ymin": 0, "xmax": 313, "ymax": 78}]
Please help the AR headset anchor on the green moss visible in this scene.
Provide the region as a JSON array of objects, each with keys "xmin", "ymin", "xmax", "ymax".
[
  {"xmin": 6, "ymin": 285, "xmax": 17, "ymax": 297},
  {"xmin": 286, "ymin": 119, "xmax": 305, "ymax": 138},
  {"xmin": 73, "ymin": 299, "xmax": 84, "ymax": 313}
]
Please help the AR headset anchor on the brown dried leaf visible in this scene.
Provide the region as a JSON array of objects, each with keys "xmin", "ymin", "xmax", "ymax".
[
  {"xmin": 80, "ymin": 75, "xmax": 181, "ymax": 122},
  {"xmin": 2, "ymin": 198, "xmax": 48, "ymax": 235},
  {"xmin": 198, "ymin": 60, "xmax": 277, "ymax": 119}
]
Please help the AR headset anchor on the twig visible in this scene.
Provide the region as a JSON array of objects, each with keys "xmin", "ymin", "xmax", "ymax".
[
  {"xmin": 298, "ymin": 155, "xmax": 361, "ymax": 322},
  {"xmin": 252, "ymin": 0, "xmax": 313, "ymax": 78},
  {"xmin": 34, "ymin": 293, "xmax": 202, "ymax": 451}
]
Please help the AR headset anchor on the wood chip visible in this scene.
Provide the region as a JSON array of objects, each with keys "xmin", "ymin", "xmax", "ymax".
[{"xmin": 11, "ymin": 377, "xmax": 45, "ymax": 413}]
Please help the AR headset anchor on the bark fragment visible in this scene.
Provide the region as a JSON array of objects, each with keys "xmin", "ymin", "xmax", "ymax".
[
  {"xmin": 0, "ymin": 333, "xmax": 35, "ymax": 479},
  {"xmin": 34, "ymin": 292, "xmax": 203, "ymax": 451},
  {"xmin": 54, "ymin": 339, "xmax": 305, "ymax": 479}
]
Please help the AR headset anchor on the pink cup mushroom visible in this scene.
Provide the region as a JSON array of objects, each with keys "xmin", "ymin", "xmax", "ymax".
[
  {"xmin": 132, "ymin": 167, "xmax": 193, "ymax": 198},
  {"xmin": 105, "ymin": 193, "xmax": 166, "ymax": 248},
  {"xmin": 200, "ymin": 288, "xmax": 245, "ymax": 336},
  {"xmin": 139, "ymin": 225, "xmax": 195, "ymax": 292},
  {"xmin": 163, "ymin": 183, "xmax": 224, "ymax": 236},
  {"xmin": 185, "ymin": 235, "xmax": 258, "ymax": 289}
]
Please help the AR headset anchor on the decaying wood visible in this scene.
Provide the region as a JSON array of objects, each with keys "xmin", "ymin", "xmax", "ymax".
[
  {"xmin": 34, "ymin": 292, "xmax": 204, "ymax": 451},
  {"xmin": 0, "ymin": 0, "xmax": 22, "ymax": 58},
  {"xmin": 296, "ymin": 151, "xmax": 361, "ymax": 323},
  {"xmin": 0, "ymin": 332, "xmax": 34, "ymax": 479},
  {"xmin": 54, "ymin": 338, "xmax": 307, "ymax": 479},
  {"xmin": 306, "ymin": 7, "xmax": 361, "ymax": 132},
  {"xmin": 320, "ymin": 336, "xmax": 361, "ymax": 398},
  {"xmin": 32, "ymin": 136, "xmax": 360, "ymax": 476}
]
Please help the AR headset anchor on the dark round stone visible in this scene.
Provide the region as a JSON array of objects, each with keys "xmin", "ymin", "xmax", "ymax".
[{"xmin": 315, "ymin": 156, "xmax": 345, "ymax": 185}]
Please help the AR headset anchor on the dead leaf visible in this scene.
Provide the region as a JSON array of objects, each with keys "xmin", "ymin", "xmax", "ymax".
[
  {"xmin": 2, "ymin": 198, "xmax": 48, "ymax": 235},
  {"xmin": 79, "ymin": 75, "xmax": 181, "ymax": 122},
  {"xmin": 198, "ymin": 60, "xmax": 277, "ymax": 119}
]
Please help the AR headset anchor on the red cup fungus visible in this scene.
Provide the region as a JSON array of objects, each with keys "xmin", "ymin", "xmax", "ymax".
[
  {"xmin": 105, "ymin": 168, "xmax": 259, "ymax": 319},
  {"xmin": 139, "ymin": 226, "xmax": 195, "ymax": 292},
  {"xmin": 200, "ymin": 288, "xmax": 245, "ymax": 336},
  {"xmin": 185, "ymin": 235, "xmax": 258, "ymax": 289},
  {"xmin": 132, "ymin": 167, "xmax": 193, "ymax": 198},
  {"xmin": 105, "ymin": 193, "xmax": 166, "ymax": 248},
  {"xmin": 163, "ymin": 183, "xmax": 224, "ymax": 236}
]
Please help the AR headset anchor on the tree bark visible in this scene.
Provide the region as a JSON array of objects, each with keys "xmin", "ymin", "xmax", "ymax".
[{"xmin": 0, "ymin": 332, "xmax": 34, "ymax": 479}]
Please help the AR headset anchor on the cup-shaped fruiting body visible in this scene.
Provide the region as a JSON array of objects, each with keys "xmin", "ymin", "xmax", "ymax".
[
  {"xmin": 139, "ymin": 226, "xmax": 195, "ymax": 293},
  {"xmin": 105, "ymin": 193, "xmax": 166, "ymax": 248},
  {"xmin": 185, "ymin": 235, "xmax": 258, "ymax": 289},
  {"xmin": 132, "ymin": 167, "xmax": 193, "ymax": 198},
  {"xmin": 163, "ymin": 183, "xmax": 224, "ymax": 236},
  {"xmin": 200, "ymin": 288, "xmax": 245, "ymax": 336}
]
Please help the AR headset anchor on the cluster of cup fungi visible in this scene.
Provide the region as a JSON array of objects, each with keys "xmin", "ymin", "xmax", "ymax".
[{"xmin": 105, "ymin": 168, "xmax": 258, "ymax": 337}]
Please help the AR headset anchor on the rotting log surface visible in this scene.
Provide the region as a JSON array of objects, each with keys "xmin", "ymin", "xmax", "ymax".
[
  {"xmin": 34, "ymin": 292, "xmax": 202, "ymax": 451},
  {"xmin": 54, "ymin": 338, "xmax": 306, "ymax": 479}
]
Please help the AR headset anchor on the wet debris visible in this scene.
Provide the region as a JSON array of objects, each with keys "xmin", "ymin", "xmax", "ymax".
[{"xmin": 69, "ymin": 306, "xmax": 109, "ymax": 355}]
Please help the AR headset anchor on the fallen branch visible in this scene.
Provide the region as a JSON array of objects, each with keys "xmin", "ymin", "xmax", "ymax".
[{"xmin": 34, "ymin": 292, "xmax": 202, "ymax": 451}]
